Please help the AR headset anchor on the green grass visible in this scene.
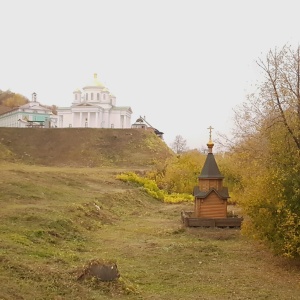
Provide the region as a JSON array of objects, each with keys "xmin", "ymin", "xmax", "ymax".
[{"xmin": 1, "ymin": 162, "xmax": 300, "ymax": 299}]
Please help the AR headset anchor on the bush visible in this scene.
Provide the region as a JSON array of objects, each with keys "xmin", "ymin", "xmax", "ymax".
[{"xmin": 116, "ymin": 172, "xmax": 193, "ymax": 203}]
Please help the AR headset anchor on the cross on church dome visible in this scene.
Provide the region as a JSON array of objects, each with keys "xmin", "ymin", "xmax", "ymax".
[{"xmin": 207, "ymin": 125, "xmax": 214, "ymax": 152}]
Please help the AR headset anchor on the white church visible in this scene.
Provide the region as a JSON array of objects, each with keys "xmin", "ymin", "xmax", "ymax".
[{"xmin": 56, "ymin": 74, "xmax": 132, "ymax": 129}]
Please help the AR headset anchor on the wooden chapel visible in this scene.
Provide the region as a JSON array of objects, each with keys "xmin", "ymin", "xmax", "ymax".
[
  {"xmin": 181, "ymin": 127, "xmax": 242, "ymax": 228},
  {"xmin": 193, "ymin": 127, "xmax": 229, "ymax": 218}
]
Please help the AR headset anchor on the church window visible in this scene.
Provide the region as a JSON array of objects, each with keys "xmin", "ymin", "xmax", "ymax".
[
  {"xmin": 103, "ymin": 94, "xmax": 106, "ymax": 100},
  {"xmin": 86, "ymin": 93, "xmax": 88, "ymax": 101},
  {"xmin": 91, "ymin": 93, "xmax": 94, "ymax": 100},
  {"xmin": 75, "ymin": 94, "xmax": 77, "ymax": 101},
  {"xmin": 97, "ymin": 93, "xmax": 100, "ymax": 100}
]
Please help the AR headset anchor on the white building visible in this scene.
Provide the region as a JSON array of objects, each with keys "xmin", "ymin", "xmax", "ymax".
[
  {"xmin": 0, "ymin": 93, "xmax": 57, "ymax": 128},
  {"xmin": 56, "ymin": 74, "xmax": 132, "ymax": 129}
]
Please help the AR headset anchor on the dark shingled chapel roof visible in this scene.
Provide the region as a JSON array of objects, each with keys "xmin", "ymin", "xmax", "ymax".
[
  {"xmin": 193, "ymin": 186, "xmax": 229, "ymax": 199},
  {"xmin": 198, "ymin": 153, "xmax": 224, "ymax": 179}
]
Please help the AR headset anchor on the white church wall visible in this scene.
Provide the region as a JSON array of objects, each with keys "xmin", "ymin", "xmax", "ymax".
[
  {"xmin": 72, "ymin": 113, "xmax": 80, "ymax": 127},
  {"xmin": 61, "ymin": 112, "xmax": 72, "ymax": 127},
  {"xmin": 109, "ymin": 111, "xmax": 120, "ymax": 128}
]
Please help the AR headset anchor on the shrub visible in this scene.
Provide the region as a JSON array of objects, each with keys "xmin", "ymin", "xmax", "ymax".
[{"xmin": 116, "ymin": 172, "xmax": 193, "ymax": 203}]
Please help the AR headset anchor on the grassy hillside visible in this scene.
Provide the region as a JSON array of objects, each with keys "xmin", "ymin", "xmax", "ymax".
[
  {"xmin": 0, "ymin": 129, "xmax": 300, "ymax": 299},
  {"xmin": 0, "ymin": 128, "xmax": 173, "ymax": 167}
]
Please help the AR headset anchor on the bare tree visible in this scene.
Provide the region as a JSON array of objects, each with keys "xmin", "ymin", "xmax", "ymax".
[
  {"xmin": 229, "ymin": 44, "xmax": 300, "ymax": 156},
  {"xmin": 170, "ymin": 135, "xmax": 187, "ymax": 154}
]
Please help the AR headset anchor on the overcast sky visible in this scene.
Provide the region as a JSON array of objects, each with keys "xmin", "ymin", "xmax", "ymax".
[{"xmin": 1, "ymin": 0, "xmax": 299, "ymax": 149}]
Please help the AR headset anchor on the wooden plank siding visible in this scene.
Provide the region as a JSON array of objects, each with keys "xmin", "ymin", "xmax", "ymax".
[
  {"xmin": 198, "ymin": 179, "xmax": 223, "ymax": 191},
  {"xmin": 195, "ymin": 192, "xmax": 226, "ymax": 218}
]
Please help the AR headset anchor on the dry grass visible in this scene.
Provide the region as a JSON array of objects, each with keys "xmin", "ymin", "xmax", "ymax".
[
  {"xmin": 0, "ymin": 161, "xmax": 300, "ymax": 300},
  {"xmin": 0, "ymin": 129, "xmax": 300, "ymax": 299},
  {"xmin": 0, "ymin": 128, "xmax": 173, "ymax": 168}
]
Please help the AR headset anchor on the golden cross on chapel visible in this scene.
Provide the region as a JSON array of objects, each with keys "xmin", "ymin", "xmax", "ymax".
[{"xmin": 207, "ymin": 126, "xmax": 214, "ymax": 141}]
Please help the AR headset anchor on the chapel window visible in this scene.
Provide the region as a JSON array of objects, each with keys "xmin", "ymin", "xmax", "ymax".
[
  {"xmin": 97, "ymin": 93, "xmax": 100, "ymax": 100},
  {"xmin": 91, "ymin": 93, "xmax": 94, "ymax": 100},
  {"xmin": 103, "ymin": 94, "xmax": 106, "ymax": 100},
  {"xmin": 86, "ymin": 93, "xmax": 88, "ymax": 101}
]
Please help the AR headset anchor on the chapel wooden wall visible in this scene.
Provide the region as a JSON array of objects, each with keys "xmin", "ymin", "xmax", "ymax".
[
  {"xmin": 198, "ymin": 179, "xmax": 223, "ymax": 191},
  {"xmin": 194, "ymin": 192, "xmax": 227, "ymax": 218}
]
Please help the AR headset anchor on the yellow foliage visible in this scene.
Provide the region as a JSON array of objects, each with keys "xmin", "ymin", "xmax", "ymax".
[
  {"xmin": 229, "ymin": 110, "xmax": 300, "ymax": 257},
  {"xmin": 116, "ymin": 172, "xmax": 193, "ymax": 203},
  {"xmin": 3, "ymin": 94, "xmax": 28, "ymax": 108},
  {"xmin": 149, "ymin": 150, "xmax": 205, "ymax": 194}
]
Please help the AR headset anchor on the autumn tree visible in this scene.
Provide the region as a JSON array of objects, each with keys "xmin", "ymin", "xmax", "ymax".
[
  {"xmin": 147, "ymin": 150, "xmax": 206, "ymax": 194},
  {"xmin": 215, "ymin": 152, "xmax": 242, "ymax": 204},
  {"xmin": 170, "ymin": 135, "xmax": 188, "ymax": 154},
  {"xmin": 0, "ymin": 90, "xmax": 13, "ymax": 105},
  {"xmin": 0, "ymin": 90, "xmax": 28, "ymax": 107},
  {"xmin": 44, "ymin": 104, "xmax": 58, "ymax": 115},
  {"xmin": 231, "ymin": 44, "xmax": 300, "ymax": 258}
]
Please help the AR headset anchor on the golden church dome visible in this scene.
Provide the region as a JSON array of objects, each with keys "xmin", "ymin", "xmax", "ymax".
[{"xmin": 83, "ymin": 73, "xmax": 105, "ymax": 89}]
